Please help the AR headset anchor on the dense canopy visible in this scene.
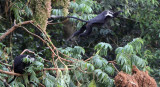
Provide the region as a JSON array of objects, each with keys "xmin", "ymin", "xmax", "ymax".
[{"xmin": 0, "ymin": 0, "xmax": 159, "ymax": 87}]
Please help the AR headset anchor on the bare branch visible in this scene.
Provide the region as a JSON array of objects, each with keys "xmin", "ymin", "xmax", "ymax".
[
  {"xmin": 20, "ymin": 49, "xmax": 36, "ymax": 55},
  {"xmin": 0, "ymin": 69, "xmax": 21, "ymax": 76},
  {"xmin": 85, "ymin": 56, "xmax": 93, "ymax": 62},
  {"xmin": 0, "ymin": 61, "xmax": 12, "ymax": 67},
  {"xmin": 0, "ymin": 20, "xmax": 33, "ymax": 41},
  {"xmin": 0, "ymin": 68, "xmax": 72, "ymax": 77}
]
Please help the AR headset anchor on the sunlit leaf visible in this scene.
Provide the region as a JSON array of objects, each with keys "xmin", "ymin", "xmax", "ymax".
[{"xmin": 88, "ymin": 80, "xmax": 96, "ymax": 87}]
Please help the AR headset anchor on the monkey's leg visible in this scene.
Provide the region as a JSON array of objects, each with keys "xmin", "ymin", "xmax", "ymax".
[
  {"xmin": 79, "ymin": 24, "xmax": 92, "ymax": 37},
  {"xmin": 67, "ymin": 24, "xmax": 87, "ymax": 41},
  {"xmin": 72, "ymin": 24, "xmax": 86, "ymax": 37}
]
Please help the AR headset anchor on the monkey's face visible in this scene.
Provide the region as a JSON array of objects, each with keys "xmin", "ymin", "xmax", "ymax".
[
  {"xmin": 105, "ymin": 10, "xmax": 123, "ymax": 18},
  {"xmin": 30, "ymin": 57, "xmax": 35, "ymax": 61},
  {"xmin": 105, "ymin": 11, "xmax": 114, "ymax": 17}
]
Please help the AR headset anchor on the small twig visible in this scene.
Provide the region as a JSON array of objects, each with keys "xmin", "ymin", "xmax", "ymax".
[
  {"xmin": 58, "ymin": 50, "xmax": 80, "ymax": 62},
  {"xmin": 38, "ymin": 83, "xmax": 45, "ymax": 87},
  {"xmin": 20, "ymin": 27, "xmax": 57, "ymax": 57},
  {"xmin": 20, "ymin": 49, "xmax": 36, "ymax": 55},
  {"xmin": 60, "ymin": 57, "xmax": 74, "ymax": 63},
  {"xmin": 43, "ymin": 58, "xmax": 52, "ymax": 63},
  {"xmin": 111, "ymin": 63, "xmax": 119, "ymax": 73},
  {"xmin": 108, "ymin": 60, "xmax": 116, "ymax": 64},
  {"xmin": 78, "ymin": 67, "xmax": 92, "ymax": 74},
  {"xmin": 85, "ymin": 56, "xmax": 93, "ymax": 62},
  {"xmin": 0, "ymin": 61, "xmax": 12, "ymax": 67},
  {"xmin": 20, "ymin": 27, "xmax": 47, "ymax": 43},
  {"xmin": 109, "ymin": 37, "xmax": 119, "ymax": 47},
  {"xmin": 75, "ymin": 74, "xmax": 81, "ymax": 86},
  {"xmin": 52, "ymin": 53, "xmax": 57, "ymax": 68},
  {"xmin": 30, "ymin": 22, "xmax": 45, "ymax": 35},
  {"xmin": 58, "ymin": 56, "xmax": 66, "ymax": 66}
]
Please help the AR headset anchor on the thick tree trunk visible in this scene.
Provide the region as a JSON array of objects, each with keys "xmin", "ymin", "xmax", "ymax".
[{"xmin": 31, "ymin": 0, "xmax": 51, "ymax": 31}]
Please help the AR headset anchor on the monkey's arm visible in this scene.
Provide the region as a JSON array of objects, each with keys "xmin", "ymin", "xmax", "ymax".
[
  {"xmin": 67, "ymin": 23, "xmax": 87, "ymax": 41},
  {"xmin": 113, "ymin": 10, "xmax": 123, "ymax": 17},
  {"xmin": 49, "ymin": 15, "xmax": 88, "ymax": 22},
  {"xmin": 8, "ymin": 76, "xmax": 16, "ymax": 84}
]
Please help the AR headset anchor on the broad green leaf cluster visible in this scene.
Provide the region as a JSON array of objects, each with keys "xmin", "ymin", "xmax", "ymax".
[{"xmin": 116, "ymin": 38, "xmax": 146, "ymax": 73}]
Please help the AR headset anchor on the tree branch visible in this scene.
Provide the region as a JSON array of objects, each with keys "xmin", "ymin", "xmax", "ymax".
[
  {"xmin": 0, "ymin": 20, "xmax": 33, "ymax": 41},
  {"xmin": 0, "ymin": 69, "xmax": 21, "ymax": 76},
  {"xmin": 0, "ymin": 68, "xmax": 71, "ymax": 76}
]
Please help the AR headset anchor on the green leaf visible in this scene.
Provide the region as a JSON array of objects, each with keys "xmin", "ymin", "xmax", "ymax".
[
  {"xmin": 43, "ymin": 73, "xmax": 55, "ymax": 87},
  {"xmin": 30, "ymin": 72, "xmax": 39, "ymax": 83},
  {"xmin": 122, "ymin": 64, "xmax": 131, "ymax": 73},
  {"xmin": 88, "ymin": 80, "xmax": 96, "ymax": 87},
  {"xmin": 104, "ymin": 65, "xmax": 115, "ymax": 75},
  {"xmin": 94, "ymin": 42, "xmax": 112, "ymax": 56},
  {"xmin": 85, "ymin": 63, "xmax": 95, "ymax": 72},
  {"xmin": 92, "ymin": 55, "xmax": 103, "ymax": 67},
  {"xmin": 124, "ymin": 44, "xmax": 134, "ymax": 54},
  {"xmin": 73, "ymin": 46, "xmax": 85, "ymax": 55},
  {"xmin": 94, "ymin": 69, "xmax": 114, "ymax": 86}
]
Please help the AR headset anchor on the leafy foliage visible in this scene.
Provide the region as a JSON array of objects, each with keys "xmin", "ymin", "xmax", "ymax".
[
  {"xmin": 94, "ymin": 42, "xmax": 112, "ymax": 56},
  {"xmin": 0, "ymin": 0, "xmax": 160, "ymax": 86},
  {"xmin": 10, "ymin": 1, "xmax": 32, "ymax": 22},
  {"xmin": 58, "ymin": 46, "xmax": 85, "ymax": 59},
  {"xmin": 88, "ymin": 80, "xmax": 96, "ymax": 87},
  {"xmin": 52, "ymin": 0, "xmax": 97, "ymax": 28},
  {"xmin": 116, "ymin": 38, "xmax": 146, "ymax": 73}
]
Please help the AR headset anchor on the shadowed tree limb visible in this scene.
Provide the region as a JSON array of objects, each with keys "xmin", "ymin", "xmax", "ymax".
[{"xmin": 0, "ymin": 20, "xmax": 33, "ymax": 41}]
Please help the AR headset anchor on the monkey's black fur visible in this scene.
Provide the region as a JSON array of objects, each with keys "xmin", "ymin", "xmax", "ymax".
[
  {"xmin": 8, "ymin": 55, "xmax": 34, "ymax": 84},
  {"xmin": 70, "ymin": 10, "xmax": 123, "ymax": 38},
  {"xmin": 50, "ymin": 10, "xmax": 122, "ymax": 40}
]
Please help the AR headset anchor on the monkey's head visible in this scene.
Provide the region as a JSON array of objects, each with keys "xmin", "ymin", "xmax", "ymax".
[
  {"xmin": 105, "ymin": 10, "xmax": 114, "ymax": 17},
  {"xmin": 14, "ymin": 55, "xmax": 35, "ymax": 74},
  {"xmin": 105, "ymin": 10, "xmax": 123, "ymax": 18}
]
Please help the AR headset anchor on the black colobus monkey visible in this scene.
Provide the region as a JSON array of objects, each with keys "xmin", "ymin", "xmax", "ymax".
[
  {"xmin": 49, "ymin": 10, "xmax": 123, "ymax": 40},
  {"xmin": 8, "ymin": 55, "xmax": 35, "ymax": 84}
]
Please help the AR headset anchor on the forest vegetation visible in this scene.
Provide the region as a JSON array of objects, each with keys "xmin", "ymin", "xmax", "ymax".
[{"xmin": 0, "ymin": 0, "xmax": 159, "ymax": 87}]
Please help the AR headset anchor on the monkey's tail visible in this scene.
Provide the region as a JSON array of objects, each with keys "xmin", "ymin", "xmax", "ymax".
[
  {"xmin": 49, "ymin": 15, "xmax": 88, "ymax": 22},
  {"xmin": 8, "ymin": 76, "xmax": 16, "ymax": 84},
  {"xmin": 66, "ymin": 16, "xmax": 88, "ymax": 22}
]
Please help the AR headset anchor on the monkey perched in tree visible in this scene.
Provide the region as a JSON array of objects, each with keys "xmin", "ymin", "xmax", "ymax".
[
  {"xmin": 49, "ymin": 10, "xmax": 123, "ymax": 40},
  {"xmin": 8, "ymin": 55, "xmax": 35, "ymax": 84}
]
